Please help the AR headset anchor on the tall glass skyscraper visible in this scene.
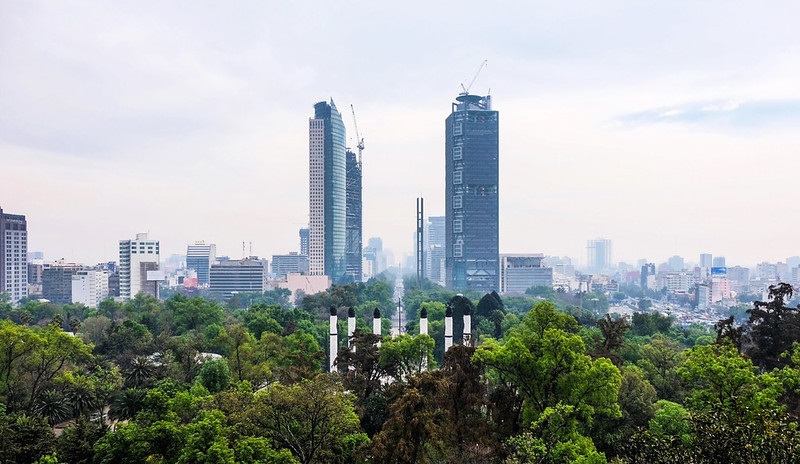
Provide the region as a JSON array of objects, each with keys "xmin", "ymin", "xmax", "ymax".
[
  {"xmin": 345, "ymin": 149, "xmax": 362, "ymax": 283},
  {"xmin": 309, "ymin": 100, "xmax": 347, "ymax": 283},
  {"xmin": 445, "ymin": 93, "xmax": 499, "ymax": 291}
]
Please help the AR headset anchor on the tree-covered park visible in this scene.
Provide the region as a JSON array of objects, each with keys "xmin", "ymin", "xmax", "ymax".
[{"xmin": 2, "ymin": 277, "xmax": 800, "ymax": 463}]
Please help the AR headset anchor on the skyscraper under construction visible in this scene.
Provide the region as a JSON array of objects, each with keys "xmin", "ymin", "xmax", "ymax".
[{"xmin": 445, "ymin": 92, "xmax": 499, "ymax": 291}]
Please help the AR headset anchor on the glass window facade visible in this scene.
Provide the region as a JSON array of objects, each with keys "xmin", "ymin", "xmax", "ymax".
[{"xmin": 445, "ymin": 95, "xmax": 499, "ymax": 292}]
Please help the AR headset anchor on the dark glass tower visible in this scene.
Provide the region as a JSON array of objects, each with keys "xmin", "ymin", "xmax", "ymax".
[
  {"xmin": 309, "ymin": 100, "xmax": 347, "ymax": 283},
  {"xmin": 345, "ymin": 149, "xmax": 362, "ymax": 283},
  {"xmin": 445, "ymin": 94, "xmax": 499, "ymax": 291}
]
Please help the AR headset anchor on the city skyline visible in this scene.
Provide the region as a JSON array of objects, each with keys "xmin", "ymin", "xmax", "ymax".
[{"xmin": 3, "ymin": 2, "xmax": 800, "ymax": 267}]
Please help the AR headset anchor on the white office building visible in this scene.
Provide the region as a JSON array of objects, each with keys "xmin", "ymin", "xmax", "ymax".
[
  {"xmin": 72, "ymin": 270, "xmax": 109, "ymax": 308},
  {"xmin": 119, "ymin": 233, "xmax": 160, "ymax": 300},
  {"xmin": 0, "ymin": 207, "xmax": 28, "ymax": 304}
]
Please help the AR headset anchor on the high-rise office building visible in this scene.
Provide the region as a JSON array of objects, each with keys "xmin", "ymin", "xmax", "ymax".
[
  {"xmin": 271, "ymin": 252, "xmax": 310, "ymax": 280},
  {"xmin": 587, "ymin": 238, "xmax": 612, "ymax": 273},
  {"xmin": 299, "ymin": 228, "xmax": 310, "ymax": 256},
  {"xmin": 210, "ymin": 258, "xmax": 268, "ymax": 301},
  {"xmin": 71, "ymin": 269, "xmax": 109, "ymax": 308},
  {"xmin": 499, "ymin": 254, "xmax": 554, "ymax": 294},
  {"xmin": 42, "ymin": 260, "xmax": 84, "ymax": 304},
  {"xmin": 0, "ymin": 207, "xmax": 28, "ymax": 303},
  {"xmin": 345, "ymin": 149, "xmax": 362, "ymax": 283},
  {"xmin": 425, "ymin": 216, "xmax": 446, "ymax": 285},
  {"xmin": 119, "ymin": 233, "xmax": 160, "ymax": 300},
  {"xmin": 309, "ymin": 100, "xmax": 347, "ymax": 283},
  {"xmin": 445, "ymin": 93, "xmax": 499, "ymax": 291},
  {"xmin": 186, "ymin": 241, "xmax": 216, "ymax": 286}
]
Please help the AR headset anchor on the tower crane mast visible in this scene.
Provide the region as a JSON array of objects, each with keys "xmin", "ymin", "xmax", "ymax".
[
  {"xmin": 350, "ymin": 104, "xmax": 365, "ymax": 166},
  {"xmin": 460, "ymin": 59, "xmax": 488, "ymax": 95}
]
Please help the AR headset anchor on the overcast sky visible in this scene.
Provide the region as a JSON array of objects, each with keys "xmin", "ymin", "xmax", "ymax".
[{"xmin": 2, "ymin": 1, "xmax": 800, "ymax": 268}]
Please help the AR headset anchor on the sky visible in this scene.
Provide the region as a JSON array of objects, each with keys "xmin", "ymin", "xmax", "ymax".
[{"xmin": 2, "ymin": 1, "xmax": 800, "ymax": 269}]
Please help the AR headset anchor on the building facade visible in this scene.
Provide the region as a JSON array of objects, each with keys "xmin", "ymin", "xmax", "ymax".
[
  {"xmin": 309, "ymin": 100, "xmax": 347, "ymax": 283},
  {"xmin": 186, "ymin": 241, "xmax": 216, "ymax": 286},
  {"xmin": 271, "ymin": 252, "xmax": 310, "ymax": 280},
  {"xmin": 425, "ymin": 216, "xmax": 446, "ymax": 285},
  {"xmin": 445, "ymin": 93, "xmax": 499, "ymax": 291},
  {"xmin": 209, "ymin": 258, "xmax": 268, "ymax": 301},
  {"xmin": 0, "ymin": 207, "xmax": 28, "ymax": 303},
  {"xmin": 42, "ymin": 261, "xmax": 84, "ymax": 304},
  {"xmin": 499, "ymin": 254, "xmax": 554, "ymax": 294},
  {"xmin": 71, "ymin": 269, "xmax": 110, "ymax": 308},
  {"xmin": 299, "ymin": 228, "xmax": 310, "ymax": 257},
  {"xmin": 587, "ymin": 238, "xmax": 612, "ymax": 274},
  {"xmin": 345, "ymin": 149, "xmax": 362, "ymax": 283},
  {"xmin": 119, "ymin": 233, "xmax": 160, "ymax": 300}
]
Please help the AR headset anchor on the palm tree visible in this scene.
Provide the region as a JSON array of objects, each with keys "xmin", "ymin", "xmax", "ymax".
[
  {"xmin": 108, "ymin": 388, "xmax": 147, "ymax": 421},
  {"xmin": 124, "ymin": 356, "xmax": 156, "ymax": 388},
  {"xmin": 35, "ymin": 389, "xmax": 72, "ymax": 425},
  {"xmin": 66, "ymin": 376, "xmax": 97, "ymax": 419}
]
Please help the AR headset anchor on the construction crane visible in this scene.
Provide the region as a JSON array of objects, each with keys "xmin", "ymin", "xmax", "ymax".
[
  {"xmin": 460, "ymin": 59, "xmax": 488, "ymax": 96},
  {"xmin": 350, "ymin": 104, "xmax": 365, "ymax": 166}
]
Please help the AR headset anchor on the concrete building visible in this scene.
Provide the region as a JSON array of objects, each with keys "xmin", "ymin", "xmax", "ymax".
[
  {"xmin": 445, "ymin": 92, "xmax": 499, "ymax": 291},
  {"xmin": 186, "ymin": 241, "xmax": 216, "ymax": 286},
  {"xmin": 271, "ymin": 252, "xmax": 310, "ymax": 280},
  {"xmin": 119, "ymin": 233, "xmax": 161, "ymax": 300},
  {"xmin": 499, "ymin": 254, "xmax": 553, "ymax": 294},
  {"xmin": 660, "ymin": 271, "xmax": 695, "ymax": 294},
  {"xmin": 712, "ymin": 256, "xmax": 726, "ymax": 268},
  {"xmin": 363, "ymin": 237, "xmax": 386, "ymax": 279},
  {"xmin": 668, "ymin": 255, "xmax": 685, "ymax": 272},
  {"xmin": 42, "ymin": 260, "xmax": 84, "ymax": 304},
  {"xmin": 425, "ymin": 216, "xmax": 446, "ymax": 285},
  {"xmin": 209, "ymin": 258, "xmax": 268, "ymax": 301},
  {"xmin": 309, "ymin": 100, "xmax": 347, "ymax": 283},
  {"xmin": 299, "ymin": 228, "xmax": 310, "ymax": 256},
  {"xmin": 0, "ymin": 207, "xmax": 28, "ymax": 303},
  {"xmin": 72, "ymin": 269, "xmax": 109, "ymax": 308},
  {"xmin": 587, "ymin": 238, "xmax": 612, "ymax": 274},
  {"xmin": 699, "ymin": 253, "xmax": 713, "ymax": 279},
  {"xmin": 276, "ymin": 273, "xmax": 331, "ymax": 304}
]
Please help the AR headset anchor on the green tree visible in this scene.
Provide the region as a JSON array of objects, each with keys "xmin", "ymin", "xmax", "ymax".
[
  {"xmin": 678, "ymin": 342, "xmax": 783, "ymax": 417},
  {"xmin": 197, "ymin": 359, "xmax": 232, "ymax": 394},
  {"xmin": 636, "ymin": 335, "xmax": 685, "ymax": 402},
  {"xmin": 475, "ymin": 301, "xmax": 622, "ymax": 431},
  {"xmin": 249, "ymin": 374, "xmax": 365, "ymax": 464},
  {"xmin": 379, "ymin": 333, "xmax": 436, "ymax": 380}
]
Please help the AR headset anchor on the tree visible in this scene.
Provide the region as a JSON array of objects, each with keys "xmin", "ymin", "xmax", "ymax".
[
  {"xmin": 108, "ymin": 388, "xmax": 148, "ymax": 421},
  {"xmin": 378, "ymin": 333, "xmax": 436, "ymax": 380},
  {"xmin": 249, "ymin": 374, "xmax": 366, "ymax": 464},
  {"xmin": 636, "ymin": 335, "xmax": 685, "ymax": 402},
  {"xmin": 593, "ymin": 314, "xmax": 631, "ymax": 364},
  {"xmin": 56, "ymin": 417, "xmax": 107, "ymax": 464},
  {"xmin": 0, "ymin": 413, "xmax": 56, "ymax": 464},
  {"xmin": 678, "ymin": 342, "xmax": 783, "ymax": 418},
  {"xmin": 370, "ymin": 371, "xmax": 448, "ymax": 463},
  {"xmin": 745, "ymin": 282, "xmax": 800, "ymax": 370},
  {"xmin": 197, "ymin": 359, "xmax": 232, "ymax": 394},
  {"xmin": 474, "ymin": 301, "xmax": 622, "ymax": 432},
  {"xmin": 505, "ymin": 404, "xmax": 608, "ymax": 464},
  {"xmin": 525, "ymin": 286, "xmax": 556, "ymax": 299}
]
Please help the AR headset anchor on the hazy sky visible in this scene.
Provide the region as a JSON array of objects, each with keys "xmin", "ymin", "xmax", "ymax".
[{"xmin": 2, "ymin": 1, "xmax": 800, "ymax": 268}]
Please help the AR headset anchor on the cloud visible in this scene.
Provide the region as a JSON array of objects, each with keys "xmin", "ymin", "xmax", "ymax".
[{"xmin": 612, "ymin": 99, "xmax": 800, "ymax": 131}]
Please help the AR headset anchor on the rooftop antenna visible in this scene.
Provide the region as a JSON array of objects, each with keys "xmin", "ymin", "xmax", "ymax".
[
  {"xmin": 350, "ymin": 104, "xmax": 365, "ymax": 166},
  {"xmin": 460, "ymin": 59, "xmax": 488, "ymax": 96}
]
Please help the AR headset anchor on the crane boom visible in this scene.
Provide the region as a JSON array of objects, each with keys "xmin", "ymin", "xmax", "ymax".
[
  {"xmin": 460, "ymin": 59, "xmax": 488, "ymax": 95},
  {"xmin": 350, "ymin": 104, "xmax": 364, "ymax": 166}
]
